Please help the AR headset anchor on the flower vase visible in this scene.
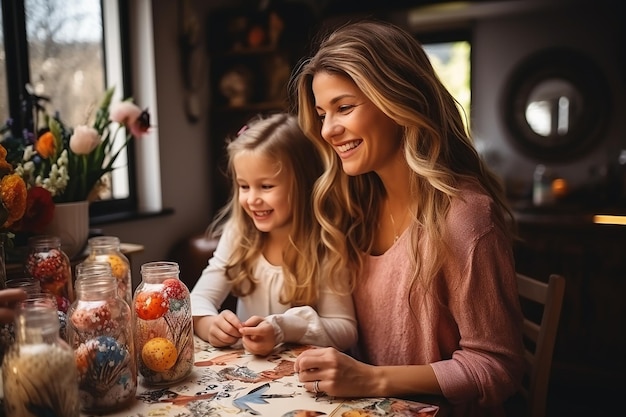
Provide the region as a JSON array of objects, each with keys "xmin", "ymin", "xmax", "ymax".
[{"xmin": 44, "ymin": 201, "xmax": 90, "ymax": 259}]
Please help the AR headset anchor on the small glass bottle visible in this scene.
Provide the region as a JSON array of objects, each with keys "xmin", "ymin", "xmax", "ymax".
[
  {"xmin": 25, "ymin": 235, "xmax": 74, "ymax": 312},
  {"xmin": 533, "ymin": 164, "xmax": 554, "ymax": 207},
  {"xmin": 134, "ymin": 261, "xmax": 194, "ymax": 385},
  {"xmin": 2, "ymin": 296, "xmax": 80, "ymax": 417},
  {"xmin": 66, "ymin": 274, "xmax": 137, "ymax": 413},
  {"xmin": 86, "ymin": 236, "xmax": 132, "ymax": 305}
]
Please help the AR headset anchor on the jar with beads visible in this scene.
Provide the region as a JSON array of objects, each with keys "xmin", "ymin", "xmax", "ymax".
[
  {"xmin": 2, "ymin": 295, "xmax": 80, "ymax": 417},
  {"xmin": 66, "ymin": 274, "xmax": 137, "ymax": 412},
  {"xmin": 133, "ymin": 261, "xmax": 194, "ymax": 385},
  {"xmin": 24, "ymin": 235, "xmax": 73, "ymax": 313},
  {"xmin": 85, "ymin": 236, "xmax": 132, "ymax": 305}
]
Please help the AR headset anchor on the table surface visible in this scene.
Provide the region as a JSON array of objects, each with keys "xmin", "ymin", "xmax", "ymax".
[
  {"xmin": 1, "ymin": 336, "xmax": 441, "ymax": 417},
  {"xmin": 91, "ymin": 337, "xmax": 441, "ymax": 417}
]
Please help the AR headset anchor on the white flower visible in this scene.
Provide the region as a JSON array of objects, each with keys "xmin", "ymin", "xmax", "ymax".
[{"xmin": 22, "ymin": 145, "xmax": 35, "ymax": 161}]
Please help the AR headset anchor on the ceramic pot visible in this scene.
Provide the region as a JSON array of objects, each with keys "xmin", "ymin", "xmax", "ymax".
[{"xmin": 44, "ymin": 200, "xmax": 90, "ymax": 259}]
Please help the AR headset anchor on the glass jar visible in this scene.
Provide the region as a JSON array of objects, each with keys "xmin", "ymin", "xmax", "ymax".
[
  {"xmin": 2, "ymin": 296, "xmax": 80, "ymax": 417},
  {"xmin": 30, "ymin": 292, "xmax": 68, "ymax": 341},
  {"xmin": 133, "ymin": 261, "xmax": 194, "ymax": 385},
  {"xmin": 5, "ymin": 277, "xmax": 42, "ymax": 296},
  {"xmin": 66, "ymin": 275, "xmax": 137, "ymax": 413},
  {"xmin": 75, "ymin": 260, "xmax": 113, "ymax": 282},
  {"xmin": 86, "ymin": 236, "xmax": 132, "ymax": 305},
  {"xmin": 1, "ymin": 288, "xmax": 67, "ymax": 358},
  {"xmin": 25, "ymin": 235, "xmax": 74, "ymax": 312}
]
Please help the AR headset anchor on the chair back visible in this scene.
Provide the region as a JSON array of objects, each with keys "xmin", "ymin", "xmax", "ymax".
[{"xmin": 516, "ymin": 273, "xmax": 566, "ymax": 417}]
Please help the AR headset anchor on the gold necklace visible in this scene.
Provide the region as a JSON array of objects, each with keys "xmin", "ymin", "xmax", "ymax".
[
  {"xmin": 387, "ymin": 201, "xmax": 409, "ymax": 242},
  {"xmin": 389, "ymin": 211, "xmax": 400, "ymax": 242}
]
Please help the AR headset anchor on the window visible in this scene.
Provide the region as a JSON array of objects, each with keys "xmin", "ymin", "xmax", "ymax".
[
  {"xmin": 1, "ymin": 0, "xmax": 135, "ymax": 219},
  {"xmin": 423, "ymin": 39, "xmax": 471, "ymax": 129}
]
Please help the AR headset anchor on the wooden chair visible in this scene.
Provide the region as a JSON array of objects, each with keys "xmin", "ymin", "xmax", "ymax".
[{"xmin": 514, "ymin": 273, "xmax": 566, "ymax": 417}]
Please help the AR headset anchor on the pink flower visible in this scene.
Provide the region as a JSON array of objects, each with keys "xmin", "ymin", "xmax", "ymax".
[
  {"xmin": 110, "ymin": 101, "xmax": 142, "ymax": 125},
  {"xmin": 110, "ymin": 101, "xmax": 150, "ymax": 137},
  {"xmin": 69, "ymin": 125, "xmax": 100, "ymax": 155},
  {"xmin": 130, "ymin": 109, "xmax": 151, "ymax": 137}
]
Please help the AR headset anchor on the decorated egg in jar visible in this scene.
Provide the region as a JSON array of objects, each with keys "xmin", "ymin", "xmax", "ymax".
[
  {"xmin": 141, "ymin": 337, "xmax": 178, "ymax": 372},
  {"xmin": 134, "ymin": 291, "xmax": 169, "ymax": 320}
]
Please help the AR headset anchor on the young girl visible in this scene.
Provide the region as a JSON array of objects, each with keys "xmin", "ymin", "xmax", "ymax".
[{"xmin": 190, "ymin": 112, "xmax": 357, "ymax": 356}]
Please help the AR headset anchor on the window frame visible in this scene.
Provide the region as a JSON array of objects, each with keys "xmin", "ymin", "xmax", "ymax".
[{"xmin": 1, "ymin": 0, "xmax": 138, "ymax": 223}]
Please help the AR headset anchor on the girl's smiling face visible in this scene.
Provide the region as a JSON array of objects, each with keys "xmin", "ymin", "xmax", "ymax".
[
  {"xmin": 233, "ymin": 151, "xmax": 292, "ymax": 235},
  {"xmin": 312, "ymin": 71, "xmax": 402, "ymax": 177}
]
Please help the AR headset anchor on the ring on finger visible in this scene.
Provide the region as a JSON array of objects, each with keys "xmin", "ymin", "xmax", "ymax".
[{"xmin": 314, "ymin": 380, "xmax": 321, "ymax": 394}]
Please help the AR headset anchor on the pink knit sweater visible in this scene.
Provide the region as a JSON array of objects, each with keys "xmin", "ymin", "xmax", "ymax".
[{"xmin": 353, "ymin": 184, "xmax": 525, "ymax": 416}]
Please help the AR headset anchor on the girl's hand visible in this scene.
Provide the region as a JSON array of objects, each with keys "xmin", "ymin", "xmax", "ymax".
[
  {"xmin": 198, "ymin": 310, "xmax": 242, "ymax": 347},
  {"xmin": 0, "ymin": 288, "xmax": 27, "ymax": 324},
  {"xmin": 294, "ymin": 347, "xmax": 378, "ymax": 397},
  {"xmin": 240, "ymin": 315, "xmax": 277, "ymax": 356}
]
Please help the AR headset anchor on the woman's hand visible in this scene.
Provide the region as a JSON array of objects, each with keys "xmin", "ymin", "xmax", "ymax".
[
  {"xmin": 194, "ymin": 310, "xmax": 242, "ymax": 347},
  {"xmin": 294, "ymin": 347, "xmax": 379, "ymax": 397},
  {"xmin": 0, "ymin": 288, "xmax": 27, "ymax": 324},
  {"xmin": 240, "ymin": 315, "xmax": 277, "ymax": 356}
]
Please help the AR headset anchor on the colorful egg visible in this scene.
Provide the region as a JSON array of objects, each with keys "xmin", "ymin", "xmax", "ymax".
[
  {"xmin": 75, "ymin": 336, "xmax": 128, "ymax": 378},
  {"xmin": 71, "ymin": 303, "xmax": 112, "ymax": 331},
  {"xmin": 134, "ymin": 291, "xmax": 169, "ymax": 320},
  {"xmin": 141, "ymin": 337, "xmax": 178, "ymax": 372},
  {"xmin": 108, "ymin": 255, "xmax": 129, "ymax": 280},
  {"xmin": 163, "ymin": 278, "xmax": 188, "ymax": 300}
]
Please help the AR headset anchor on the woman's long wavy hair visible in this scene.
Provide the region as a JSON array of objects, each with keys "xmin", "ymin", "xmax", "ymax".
[
  {"xmin": 208, "ymin": 113, "xmax": 327, "ymax": 306},
  {"xmin": 290, "ymin": 20, "xmax": 515, "ymax": 297}
]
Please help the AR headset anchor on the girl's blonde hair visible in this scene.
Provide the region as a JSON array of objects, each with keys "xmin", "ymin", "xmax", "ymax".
[
  {"xmin": 208, "ymin": 113, "xmax": 327, "ymax": 306},
  {"xmin": 291, "ymin": 20, "xmax": 515, "ymax": 297}
]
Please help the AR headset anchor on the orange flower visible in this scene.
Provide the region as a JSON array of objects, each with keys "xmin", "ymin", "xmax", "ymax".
[
  {"xmin": 0, "ymin": 173, "xmax": 28, "ymax": 228},
  {"xmin": 0, "ymin": 145, "xmax": 13, "ymax": 177},
  {"xmin": 35, "ymin": 131, "xmax": 56, "ymax": 158}
]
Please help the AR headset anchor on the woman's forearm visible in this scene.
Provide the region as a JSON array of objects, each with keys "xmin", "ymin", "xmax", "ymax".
[{"xmin": 373, "ymin": 364, "xmax": 442, "ymax": 397}]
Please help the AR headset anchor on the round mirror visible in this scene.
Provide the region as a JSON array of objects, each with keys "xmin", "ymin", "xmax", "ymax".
[{"xmin": 502, "ymin": 48, "xmax": 610, "ymax": 161}]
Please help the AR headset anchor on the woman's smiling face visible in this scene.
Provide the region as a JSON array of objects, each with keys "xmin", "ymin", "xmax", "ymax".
[{"xmin": 312, "ymin": 71, "xmax": 402, "ymax": 176}]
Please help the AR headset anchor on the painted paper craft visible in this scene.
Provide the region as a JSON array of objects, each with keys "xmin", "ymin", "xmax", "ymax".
[{"xmin": 329, "ymin": 397, "xmax": 440, "ymax": 416}]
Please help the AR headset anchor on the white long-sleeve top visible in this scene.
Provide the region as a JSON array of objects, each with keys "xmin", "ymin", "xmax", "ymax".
[{"xmin": 190, "ymin": 227, "xmax": 357, "ymax": 351}]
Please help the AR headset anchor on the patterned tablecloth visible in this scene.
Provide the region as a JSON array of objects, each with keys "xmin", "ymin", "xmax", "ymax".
[
  {"xmin": 1, "ymin": 336, "xmax": 440, "ymax": 417},
  {"xmin": 84, "ymin": 337, "xmax": 440, "ymax": 417}
]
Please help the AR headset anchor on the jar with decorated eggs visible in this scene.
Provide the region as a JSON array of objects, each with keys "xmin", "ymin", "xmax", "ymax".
[
  {"xmin": 133, "ymin": 261, "xmax": 194, "ymax": 385},
  {"xmin": 75, "ymin": 260, "xmax": 113, "ymax": 281},
  {"xmin": 85, "ymin": 236, "xmax": 132, "ymax": 305},
  {"xmin": 25, "ymin": 235, "xmax": 73, "ymax": 313},
  {"xmin": 2, "ymin": 295, "xmax": 80, "ymax": 417},
  {"xmin": 66, "ymin": 275, "xmax": 137, "ymax": 413}
]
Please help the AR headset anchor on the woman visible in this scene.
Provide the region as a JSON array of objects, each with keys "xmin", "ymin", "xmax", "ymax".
[{"xmin": 290, "ymin": 20, "xmax": 525, "ymax": 416}]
